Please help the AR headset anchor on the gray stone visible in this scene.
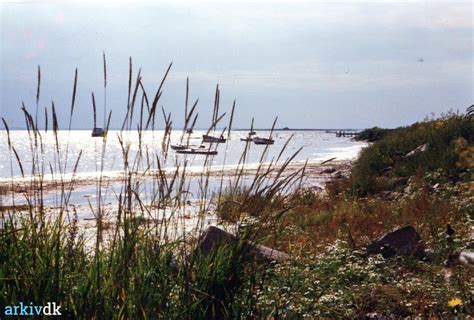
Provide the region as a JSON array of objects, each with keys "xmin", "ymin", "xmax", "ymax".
[
  {"xmin": 367, "ymin": 226, "xmax": 424, "ymax": 258},
  {"xmin": 197, "ymin": 226, "xmax": 289, "ymax": 263},
  {"xmin": 405, "ymin": 143, "xmax": 428, "ymax": 157},
  {"xmin": 459, "ymin": 251, "xmax": 474, "ymax": 265},
  {"xmin": 320, "ymin": 167, "xmax": 336, "ymax": 174},
  {"xmin": 254, "ymin": 244, "xmax": 290, "ymax": 262},
  {"xmin": 446, "ymin": 251, "xmax": 474, "ymax": 266},
  {"xmin": 198, "ymin": 226, "xmax": 235, "ymax": 256}
]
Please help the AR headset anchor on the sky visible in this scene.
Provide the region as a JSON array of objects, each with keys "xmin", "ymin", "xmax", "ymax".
[{"xmin": 0, "ymin": 1, "xmax": 472, "ymax": 130}]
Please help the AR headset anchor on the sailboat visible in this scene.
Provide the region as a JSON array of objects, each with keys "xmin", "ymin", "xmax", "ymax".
[
  {"xmin": 92, "ymin": 52, "xmax": 107, "ymax": 138},
  {"xmin": 202, "ymin": 134, "xmax": 226, "ymax": 143},
  {"xmin": 172, "ymin": 81, "xmax": 200, "ymax": 151},
  {"xmin": 253, "ymin": 137, "xmax": 275, "ymax": 145},
  {"xmin": 91, "ymin": 127, "xmax": 105, "ymax": 137},
  {"xmin": 201, "ymin": 86, "xmax": 230, "ymax": 145},
  {"xmin": 91, "ymin": 93, "xmax": 106, "ymax": 137}
]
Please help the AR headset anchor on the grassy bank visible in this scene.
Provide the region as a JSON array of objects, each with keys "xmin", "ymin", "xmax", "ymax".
[{"xmin": 249, "ymin": 111, "xmax": 473, "ymax": 317}]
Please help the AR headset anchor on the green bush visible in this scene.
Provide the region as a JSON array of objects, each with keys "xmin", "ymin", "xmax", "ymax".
[
  {"xmin": 351, "ymin": 113, "xmax": 473, "ymax": 195},
  {"xmin": 356, "ymin": 127, "xmax": 394, "ymax": 142}
]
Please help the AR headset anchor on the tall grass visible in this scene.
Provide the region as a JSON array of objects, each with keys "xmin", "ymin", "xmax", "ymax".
[{"xmin": 0, "ymin": 58, "xmax": 305, "ymax": 319}]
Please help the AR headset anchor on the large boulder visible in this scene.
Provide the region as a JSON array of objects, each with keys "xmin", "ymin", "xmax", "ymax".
[
  {"xmin": 198, "ymin": 226, "xmax": 235, "ymax": 256},
  {"xmin": 367, "ymin": 226, "xmax": 424, "ymax": 258},
  {"xmin": 197, "ymin": 226, "xmax": 289, "ymax": 263}
]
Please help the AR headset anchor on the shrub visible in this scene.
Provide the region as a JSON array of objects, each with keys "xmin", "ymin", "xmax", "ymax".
[
  {"xmin": 356, "ymin": 127, "xmax": 393, "ymax": 142},
  {"xmin": 351, "ymin": 113, "xmax": 473, "ymax": 195}
]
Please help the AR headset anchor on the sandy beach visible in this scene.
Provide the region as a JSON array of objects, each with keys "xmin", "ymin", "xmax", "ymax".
[
  {"xmin": 0, "ymin": 158, "xmax": 353, "ymax": 243},
  {"xmin": 0, "ymin": 158, "xmax": 351, "ymax": 200}
]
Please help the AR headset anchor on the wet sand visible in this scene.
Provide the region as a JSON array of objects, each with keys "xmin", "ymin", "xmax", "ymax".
[
  {"xmin": 0, "ymin": 158, "xmax": 351, "ymax": 198},
  {"xmin": 0, "ymin": 159, "xmax": 352, "ymax": 245}
]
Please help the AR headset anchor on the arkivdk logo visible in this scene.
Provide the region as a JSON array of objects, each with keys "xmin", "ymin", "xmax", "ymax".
[{"xmin": 4, "ymin": 302, "xmax": 61, "ymax": 316}]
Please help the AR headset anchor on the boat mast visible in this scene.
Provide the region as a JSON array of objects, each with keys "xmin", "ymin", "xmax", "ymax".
[{"xmin": 103, "ymin": 51, "xmax": 107, "ymax": 129}]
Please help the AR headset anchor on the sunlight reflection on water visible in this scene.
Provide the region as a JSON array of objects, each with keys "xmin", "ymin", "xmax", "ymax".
[{"xmin": 0, "ymin": 129, "xmax": 366, "ymax": 178}]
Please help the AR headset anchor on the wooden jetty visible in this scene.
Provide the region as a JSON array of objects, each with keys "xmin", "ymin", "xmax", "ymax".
[
  {"xmin": 326, "ymin": 130, "xmax": 359, "ymax": 137},
  {"xmin": 336, "ymin": 130, "xmax": 358, "ymax": 137}
]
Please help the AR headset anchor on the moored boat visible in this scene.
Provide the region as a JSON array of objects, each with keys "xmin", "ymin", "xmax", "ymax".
[
  {"xmin": 202, "ymin": 134, "xmax": 226, "ymax": 143},
  {"xmin": 170, "ymin": 144, "xmax": 187, "ymax": 150},
  {"xmin": 92, "ymin": 53, "xmax": 108, "ymax": 138},
  {"xmin": 253, "ymin": 137, "xmax": 274, "ymax": 145},
  {"xmin": 91, "ymin": 127, "xmax": 106, "ymax": 137},
  {"xmin": 171, "ymin": 144, "xmax": 206, "ymax": 150},
  {"xmin": 176, "ymin": 148, "xmax": 218, "ymax": 155}
]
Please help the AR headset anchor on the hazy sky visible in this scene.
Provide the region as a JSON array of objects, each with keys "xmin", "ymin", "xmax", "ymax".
[{"xmin": 0, "ymin": 1, "xmax": 472, "ymax": 129}]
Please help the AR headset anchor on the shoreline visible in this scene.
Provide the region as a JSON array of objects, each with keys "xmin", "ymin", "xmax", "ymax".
[
  {"xmin": 0, "ymin": 157, "xmax": 353, "ymax": 246},
  {"xmin": 0, "ymin": 158, "xmax": 352, "ymax": 199}
]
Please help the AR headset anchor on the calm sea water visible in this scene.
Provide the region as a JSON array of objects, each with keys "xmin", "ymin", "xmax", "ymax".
[
  {"xmin": 0, "ymin": 129, "xmax": 367, "ymax": 213},
  {"xmin": 0, "ymin": 129, "xmax": 366, "ymax": 179}
]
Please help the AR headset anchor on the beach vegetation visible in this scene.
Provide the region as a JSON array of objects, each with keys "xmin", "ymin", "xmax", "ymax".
[{"xmin": 1, "ymin": 61, "xmax": 472, "ymax": 318}]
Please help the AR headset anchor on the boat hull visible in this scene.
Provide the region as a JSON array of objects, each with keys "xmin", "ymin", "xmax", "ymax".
[
  {"xmin": 170, "ymin": 144, "xmax": 187, "ymax": 150},
  {"xmin": 91, "ymin": 128, "xmax": 106, "ymax": 137},
  {"xmin": 176, "ymin": 149, "xmax": 218, "ymax": 155},
  {"xmin": 253, "ymin": 137, "xmax": 274, "ymax": 145},
  {"xmin": 202, "ymin": 135, "xmax": 226, "ymax": 143}
]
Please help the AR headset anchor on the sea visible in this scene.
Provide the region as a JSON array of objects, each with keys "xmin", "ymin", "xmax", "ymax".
[
  {"xmin": 0, "ymin": 129, "xmax": 366, "ymax": 177},
  {"xmin": 0, "ymin": 129, "xmax": 368, "ymax": 218}
]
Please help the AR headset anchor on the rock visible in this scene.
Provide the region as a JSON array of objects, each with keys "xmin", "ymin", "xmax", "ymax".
[
  {"xmin": 198, "ymin": 226, "xmax": 235, "ymax": 256},
  {"xmin": 367, "ymin": 226, "xmax": 424, "ymax": 258},
  {"xmin": 379, "ymin": 191, "xmax": 399, "ymax": 201},
  {"xmin": 197, "ymin": 226, "xmax": 289, "ymax": 263},
  {"xmin": 459, "ymin": 251, "xmax": 474, "ymax": 265},
  {"xmin": 380, "ymin": 243, "xmax": 398, "ymax": 258},
  {"xmin": 254, "ymin": 244, "xmax": 290, "ymax": 262},
  {"xmin": 446, "ymin": 251, "xmax": 474, "ymax": 266},
  {"xmin": 405, "ymin": 143, "xmax": 428, "ymax": 157},
  {"xmin": 320, "ymin": 167, "xmax": 336, "ymax": 174}
]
